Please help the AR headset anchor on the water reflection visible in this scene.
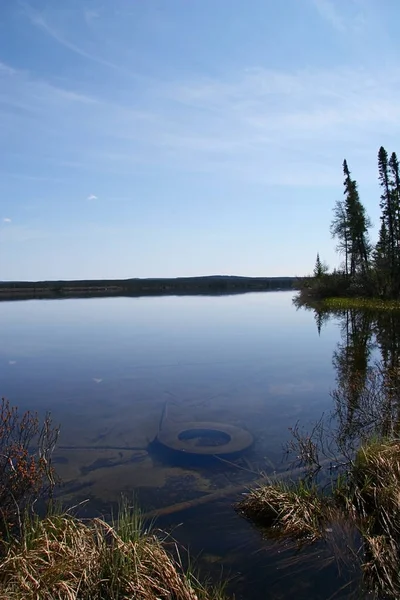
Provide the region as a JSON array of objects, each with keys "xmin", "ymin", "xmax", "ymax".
[
  {"xmin": 0, "ymin": 292, "xmax": 356, "ymax": 599},
  {"xmin": 302, "ymin": 302, "xmax": 400, "ymax": 448},
  {"xmin": 275, "ymin": 300, "xmax": 400, "ymax": 598},
  {"xmin": 0, "ymin": 293, "xmax": 336, "ymax": 509}
]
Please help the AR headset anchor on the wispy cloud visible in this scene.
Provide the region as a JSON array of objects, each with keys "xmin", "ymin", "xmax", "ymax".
[
  {"xmin": 51, "ymin": 88, "xmax": 98, "ymax": 105},
  {"xmin": 3, "ymin": 218, "xmax": 12, "ymax": 223},
  {"xmin": 2, "ymin": 9, "xmax": 400, "ymax": 187},
  {"xmin": 0, "ymin": 172, "xmax": 65, "ymax": 182},
  {"xmin": 19, "ymin": 2, "xmax": 134, "ymax": 76},
  {"xmin": 87, "ymin": 194, "xmax": 98, "ymax": 201},
  {"xmin": 140, "ymin": 65, "xmax": 400, "ymax": 184},
  {"xmin": 84, "ymin": 9, "xmax": 100, "ymax": 25},
  {"xmin": 0, "ymin": 61, "xmax": 16, "ymax": 75},
  {"xmin": 311, "ymin": 0, "xmax": 346, "ymax": 32},
  {"xmin": 311, "ymin": 0, "xmax": 370, "ymax": 36}
]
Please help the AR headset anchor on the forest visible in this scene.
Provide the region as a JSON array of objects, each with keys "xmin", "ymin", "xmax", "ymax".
[{"xmin": 303, "ymin": 146, "xmax": 400, "ymax": 300}]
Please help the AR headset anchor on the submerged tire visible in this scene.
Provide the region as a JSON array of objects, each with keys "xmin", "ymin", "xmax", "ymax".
[{"xmin": 156, "ymin": 421, "xmax": 253, "ymax": 456}]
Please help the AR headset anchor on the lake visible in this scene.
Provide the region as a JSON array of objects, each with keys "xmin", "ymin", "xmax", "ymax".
[{"xmin": 0, "ymin": 291, "xmax": 362, "ymax": 598}]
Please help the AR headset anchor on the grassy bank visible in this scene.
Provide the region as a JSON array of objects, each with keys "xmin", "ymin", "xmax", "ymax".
[
  {"xmin": 294, "ymin": 289, "xmax": 400, "ymax": 313},
  {"xmin": 0, "ymin": 501, "xmax": 227, "ymax": 600},
  {"xmin": 238, "ymin": 437, "xmax": 400, "ymax": 597},
  {"xmin": 321, "ymin": 296, "xmax": 400, "ymax": 312}
]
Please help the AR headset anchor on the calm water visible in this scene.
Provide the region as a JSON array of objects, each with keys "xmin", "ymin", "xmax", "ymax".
[{"xmin": 0, "ymin": 291, "xmax": 353, "ymax": 598}]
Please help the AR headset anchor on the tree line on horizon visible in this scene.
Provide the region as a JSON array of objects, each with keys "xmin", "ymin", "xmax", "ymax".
[{"xmin": 310, "ymin": 146, "xmax": 400, "ymax": 299}]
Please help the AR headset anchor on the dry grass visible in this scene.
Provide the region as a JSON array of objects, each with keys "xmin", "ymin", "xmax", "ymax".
[
  {"xmin": 237, "ymin": 480, "xmax": 335, "ymax": 542},
  {"xmin": 239, "ymin": 439, "xmax": 400, "ymax": 597},
  {"xmin": 348, "ymin": 440, "xmax": 400, "ymax": 597},
  {"xmin": 0, "ymin": 503, "xmax": 227, "ymax": 600},
  {"xmin": 351, "ymin": 439, "xmax": 400, "ymax": 520},
  {"xmin": 362, "ymin": 534, "xmax": 400, "ymax": 598}
]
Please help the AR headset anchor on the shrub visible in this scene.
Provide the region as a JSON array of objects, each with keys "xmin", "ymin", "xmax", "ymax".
[{"xmin": 0, "ymin": 398, "xmax": 59, "ymax": 537}]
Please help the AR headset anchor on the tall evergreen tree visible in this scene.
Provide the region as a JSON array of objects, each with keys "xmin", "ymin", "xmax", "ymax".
[
  {"xmin": 373, "ymin": 220, "xmax": 390, "ymax": 297},
  {"xmin": 331, "ymin": 200, "xmax": 349, "ymax": 275},
  {"xmin": 342, "ymin": 160, "xmax": 371, "ymax": 277},
  {"xmin": 313, "ymin": 253, "xmax": 328, "ymax": 278},
  {"xmin": 388, "ymin": 152, "xmax": 400, "ymax": 235},
  {"xmin": 389, "ymin": 152, "xmax": 400, "ymax": 275},
  {"xmin": 377, "ymin": 147, "xmax": 400, "ymax": 295},
  {"xmin": 378, "ymin": 147, "xmax": 393, "ymax": 263},
  {"xmin": 305, "ymin": 147, "xmax": 400, "ymax": 301}
]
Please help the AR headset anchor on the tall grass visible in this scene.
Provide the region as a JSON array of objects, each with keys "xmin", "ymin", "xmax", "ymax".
[
  {"xmin": 237, "ymin": 479, "xmax": 335, "ymax": 542},
  {"xmin": 0, "ymin": 499, "xmax": 227, "ymax": 600},
  {"xmin": 238, "ymin": 437, "xmax": 400, "ymax": 598}
]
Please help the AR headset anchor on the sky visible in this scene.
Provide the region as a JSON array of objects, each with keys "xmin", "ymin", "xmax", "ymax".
[{"xmin": 1, "ymin": 0, "xmax": 400, "ymax": 281}]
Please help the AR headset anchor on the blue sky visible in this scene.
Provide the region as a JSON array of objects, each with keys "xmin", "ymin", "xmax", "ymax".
[{"xmin": 1, "ymin": 0, "xmax": 400, "ymax": 280}]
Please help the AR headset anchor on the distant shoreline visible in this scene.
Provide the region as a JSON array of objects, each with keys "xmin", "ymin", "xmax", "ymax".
[{"xmin": 0, "ymin": 276, "xmax": 297, "ymax": 301}]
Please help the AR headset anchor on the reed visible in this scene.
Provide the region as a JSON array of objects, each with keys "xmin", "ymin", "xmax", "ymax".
[{"xmin": 0, "ymin": 499, "xmax": 227, "ymax": 600}]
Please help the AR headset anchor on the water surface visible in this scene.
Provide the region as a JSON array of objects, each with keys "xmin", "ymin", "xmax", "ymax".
[{"xmin": 0, "ymin": 291, "xmax": 348, "ymax": 598}]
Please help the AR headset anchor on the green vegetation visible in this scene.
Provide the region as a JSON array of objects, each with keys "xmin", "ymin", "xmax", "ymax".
[
  {"xmin": 0, "ymin": 398, "xmax": 59, "ymax": 537},
  {"xmin": 299, "ymin": 146, "xmax": 400, "ymax": 302},
  {"xmin": 0, "ymin": 399, "xmax": 227, "ymax": 600},
  {"xmin": 321, "ymin": 296, "xmax": 400, "ymax": 311}
]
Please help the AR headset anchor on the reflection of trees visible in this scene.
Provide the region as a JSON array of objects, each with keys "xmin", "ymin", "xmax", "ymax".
[
  {"xmin": 285, "ymin": 304, "xmax": 400, "ymax": 599},
  {"xmin": 293, "ymin": 297, "xmax": 400, "ymax": 447},
  {"xmin": 373, "ymin": 313, "xmax": 400, "ymax": 436},
  {"xmin": 307, "ymin": 305, "xmax": 400, "ymax": 448},
  {"xmin": 313, "ymin": 307, "xmax": 330, "ymax": 336},
  {"xmin": 332, "ymin": 309, "xmax": 374, "ymax": 448}
]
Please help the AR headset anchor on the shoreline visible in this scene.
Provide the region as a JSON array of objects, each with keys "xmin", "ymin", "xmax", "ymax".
[
  {"xmin": 0, "ymin": 275, "xmax": 296, "ymax": 301},
  {"xmin": 295, "ymin": 290, "xmax": 400, "ymax": 312}
]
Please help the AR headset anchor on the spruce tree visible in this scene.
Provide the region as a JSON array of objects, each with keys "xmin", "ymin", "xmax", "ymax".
[
  {"xmin": 331, "ymin": 200, "xmax": 349, "ymax": 275},
  {"xmin": 313, "ymin": 253, "xmax": 323, "ymax": 278},
  {"xmin": 378, "ymin": 147, "xmax": 396, "ymax": 288},
  {"xmin": 376, "ymin": 146, "xmax": 400, "ymax": 296},
  {"xmin": 373, "ymin": 221, "xmax": 389, "ymax": 297},
  {"xmin": 389, "ymin": 152, "xmax": 400, "ymax": 278},
  {"xmin": 342, "ymin": 160, "xmax": 370, "ymax": 277}
]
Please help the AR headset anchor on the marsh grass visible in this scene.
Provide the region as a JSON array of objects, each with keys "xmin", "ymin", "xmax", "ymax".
[
  {"xmin": 349, "ymin": 440, "xmax": 400, "ymax": 597},
  {"xmin": 239, "ymin": 438, "xmax": 400, "ymax": 598},
  {"xmin": 237, "ymin": 480, "xmax": 337, "ymax": 542},
  {"xmin": 322, "ymin": 297, "xmax": 400, "ymax": 312},
  {"xmin": 0, "ymin": 499, "xmax": 227, "ymax": 600}
]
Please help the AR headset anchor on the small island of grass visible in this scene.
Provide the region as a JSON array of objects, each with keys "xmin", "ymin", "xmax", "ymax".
[
  {"xmin": 237, "ymin": 362, "xmax": 400, "ymax": 598},
  {"xmin": 238, "ymin": 437, "xmax": 400, "ymax": 597}
]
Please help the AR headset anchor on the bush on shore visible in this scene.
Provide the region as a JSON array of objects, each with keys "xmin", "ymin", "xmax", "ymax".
[{"xmin": 0, "ymin": 397, "xmax": 59, "ymax": 537}]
